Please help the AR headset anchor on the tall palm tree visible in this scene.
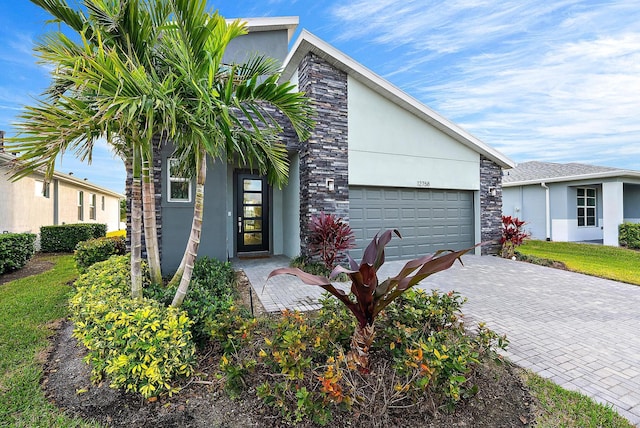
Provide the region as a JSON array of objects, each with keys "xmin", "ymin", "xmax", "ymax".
[
  {"xmin": 163, "ymin": 0, "xmax": 314, "ymax": 306},
  {"xmin": 7, "ymin": 0, "xmax": 174, "ymax": 292}
]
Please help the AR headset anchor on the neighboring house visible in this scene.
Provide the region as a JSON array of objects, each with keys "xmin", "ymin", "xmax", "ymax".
[
  {"xmin": 0, "ymin": 144, "xmax": 123, "ymax": 235},
  {"xmin": 140, "ymin": 17, "xmax": 515, "ymax": 273},
  {"xmin": 502, "ymin": 161, "xmax": 640, "ymax": 246}
]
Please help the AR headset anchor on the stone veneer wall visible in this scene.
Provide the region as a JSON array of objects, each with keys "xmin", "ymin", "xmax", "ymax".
[
  {"xmin": 125, "ymin": 141, "xmax": 163, "ymax": 260},
  {"xmin": 296, "ymin": 52, "xmax": 349, "ymax": 258},
  {"xmin": 480, "ymin": 155, "xmax": 503, "ymax": 255}
]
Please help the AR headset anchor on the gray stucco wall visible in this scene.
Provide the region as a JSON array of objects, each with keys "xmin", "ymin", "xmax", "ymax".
[
  {"xmin": 624, "ymin": 183, "xmax": 640, "ymax": 221},
  {"xmin": 159, "ymin": 143, "xmax": 229, "ymax": 274},
  {"xmin": 224, "ymin": 30, "xmax": 290, "ymax": 65}
]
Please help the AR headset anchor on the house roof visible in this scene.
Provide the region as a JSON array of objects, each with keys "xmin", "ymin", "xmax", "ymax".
[
  {"xmin": 503, "ymin": 161, "xmax": 640, "ymax": 186},
  {"xmin": 280, "ymin": 30, "xmax": 515, "ymax": 169},
  {"xmin": 235, "ymin": 16, "xmax": 299, "ymax": 42},
  {"xmin": 0, "ymin": 151, "xmax": 123, "ymax": 198}
]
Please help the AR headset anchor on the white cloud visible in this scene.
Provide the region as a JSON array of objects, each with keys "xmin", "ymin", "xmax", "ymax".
[{"xmin": 330, "ymin": 0, "xmax": 640, "ymax": 169}]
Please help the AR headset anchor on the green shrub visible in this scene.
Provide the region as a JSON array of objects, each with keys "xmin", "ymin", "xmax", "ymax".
[
  {"xmin": 619, "ymin": 223, "xmax": 640, "ymax": 249},
  {"xmin": 147, "ymin": 257, "xmax": 236, "ymax": 344},
  {"xmin": 210, "ymin": 289, "xmax": 507, "ymax": 426},
  {"xmin": 40, "ymin": 223, "xmax": 107, "ymax": 253},
  {"xmin": 0, "ymin": 233, "xmax": 36, "ymax": 274},
  {"xmin": 70, "ymin": 255, "xmax": 196, "ymax": 398},
  {"xmin": 74, "ymin": 236, "xmax": 126, "ymax": 273}
]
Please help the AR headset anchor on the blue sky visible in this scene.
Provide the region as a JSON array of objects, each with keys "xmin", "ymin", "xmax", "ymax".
[{"xmin": 2, "ymin": 1, "xmax": 639, "ymax": 194}]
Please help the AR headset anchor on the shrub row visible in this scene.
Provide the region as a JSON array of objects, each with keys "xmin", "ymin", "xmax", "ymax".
[
  {"xmin": 147, "ymin": 257, "xmax": 236, "ymax": 344},
  {"xmin": 74, "ymin": 236, "xmax": 126, "ymax": 273},
  {"xmin": 70, "ymin": 255, "xmax": 196, "ymax": 398},
  {"xmin": 0, "ymin": 233, "xmax": 36, "ymax": 274},
  {"xmin": 619, "ymin": 223, "xmax": 640, "ymax": 249},
  {"xmin": 41, "ymin": 223, "xmax": 107, "ymax": 253}
]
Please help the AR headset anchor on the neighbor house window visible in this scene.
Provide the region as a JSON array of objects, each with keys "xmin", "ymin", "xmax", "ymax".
[
  {"xmin": 167, "ymin": 158, "xmax": 191, "ymax": 202},
  {"xmin": 78, "ymin": 191, "xmax": 84, "ymax": 221},
  {"xmin": 89, "ymin": 193, "xmax": 96, "ymax": 220},
  {"xmin": 101, "ymin": 195, "xmax": 105, "ymax": 211},
  {"xmin": 35, "ymin": 180, "xmax": 50, "ymax": 198},
  {"xmin": 577, "ymin": 188, "xmax": 596, "ymax": 227}
]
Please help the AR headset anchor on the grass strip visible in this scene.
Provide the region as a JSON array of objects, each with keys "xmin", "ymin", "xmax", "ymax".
[
  {"xmin": 523, "ymin": 370, "xmax": 634, "ymax": 427},
  {"xmin": 518, "ymin": 240, "xmax": 640, "ymax": 285},
  {"xmin": 0, "ymin": 254, "xmax": 99, "ymax": 427}
]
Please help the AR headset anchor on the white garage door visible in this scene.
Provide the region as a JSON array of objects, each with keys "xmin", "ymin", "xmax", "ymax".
[{"xmin": 349, "ymin": 186, "xmax": 474, "ymax": 261}]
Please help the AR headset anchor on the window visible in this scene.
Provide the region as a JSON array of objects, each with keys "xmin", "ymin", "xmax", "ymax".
[
  {"xmin": 577, "ymin": 188, "xmax": 596, "ymax": 227},
  {"xmin": 89, "ymin": 193, "xmax": 96, "ymax": 220},
  {"xmin": 35, "ymin": 180, "xmax": 50, "ymax": 198},
  {"xmin": 167, "ymin": 158, "xmax": 191, "ymax": 202},
  {"xmin": 101, "ymin": 196, "xmax": 105, "ymax": 211},
  {"xmin": 78, "ymin": 191, "xmax": 84, "ymax": 221}
]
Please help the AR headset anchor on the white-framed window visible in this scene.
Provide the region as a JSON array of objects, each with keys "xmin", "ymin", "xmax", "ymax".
[
  {"xmin": 89, "ymin": 193, "xmax": 96, "ymax": 220},
  {"xmin": 101, "ymin": 195, "xmax": 105, "ymax": 211},
  {"xmin": 577, "ymin": 187, "xmax": 596, "ymax": 227},
  {"xmin": 35, "ymin": 180, "xmax": 50, "ymax": 198},
  {"xmin": 78, "ymin": 191, "xmax": 84, "ymax": 221},
  {"xmin": 167, "ymin": 158, "xmax": 191, "ymax": 202}
]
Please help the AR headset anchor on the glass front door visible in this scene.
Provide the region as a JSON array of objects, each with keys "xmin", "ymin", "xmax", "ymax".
[{"xmin": 236, "ymin": 173, "xmax": 269, "ymax": 252}]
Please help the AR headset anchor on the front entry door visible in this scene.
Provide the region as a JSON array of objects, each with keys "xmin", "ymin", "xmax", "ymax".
[{"xmin": 236, "ymin": 173, "xmax": 269, "ymax": 252}]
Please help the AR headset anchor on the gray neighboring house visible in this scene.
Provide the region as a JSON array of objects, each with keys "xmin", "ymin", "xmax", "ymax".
[
  {"xmin": 503, "ymin": 161, "xmax": 640, "ymax": 246},
  {"xmin": 141, "ymin": 17, "xmax": 515, "ymax": 273}
]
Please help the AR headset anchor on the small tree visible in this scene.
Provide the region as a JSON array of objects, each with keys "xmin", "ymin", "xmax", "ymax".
[
  {"xmin": 268, "ymin": 229, "xmax": 475, "ymax": 371},
  {"xmin": 307, "ymin": 212, "xmax": 355, "ymax": 271},
  {"xmin": 500, "ymin": 215, "xmax": 528, "ymax": 259}
]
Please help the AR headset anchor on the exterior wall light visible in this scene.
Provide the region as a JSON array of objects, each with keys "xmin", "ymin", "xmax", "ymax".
[{"xmin": 326, "ymin": 178, "xmax": 335, "ymax": 192}]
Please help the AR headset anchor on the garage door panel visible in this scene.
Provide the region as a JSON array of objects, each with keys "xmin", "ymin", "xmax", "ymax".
[{"xmin": 350, "ymin": 186, "xmax": 474, "ymax": 261}]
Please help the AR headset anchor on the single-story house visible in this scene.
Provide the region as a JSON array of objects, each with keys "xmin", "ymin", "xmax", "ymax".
[
  {"xmin": 0, "ymin": 138, "xmax": 123, "ymax": 234},
  {"xmin": 502, "ymin": 161, "xmax": 640, "ymax": 246},
  {"xmin": 137, "ymin": 17, "xmax": 515, "ymax": 273}
]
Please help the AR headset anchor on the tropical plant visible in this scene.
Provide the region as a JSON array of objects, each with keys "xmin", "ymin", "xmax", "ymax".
[
  {"xmin": 500, "ymin": 215, "xmax": 528, "ymax": 259},
  {"xmin": 268, "ymin": 229, "xmax": 474, "ymax": 371},
  {"xmin": 161, "ymin": 0, "xmax": 315, "ymax": 307},
  {"xmin": 307, "ymin": 212, "xmax": 355, "ymax": 270},
  {"xmin": 5, "ymin": 0, "xmax": 174, "ymax": 293}
]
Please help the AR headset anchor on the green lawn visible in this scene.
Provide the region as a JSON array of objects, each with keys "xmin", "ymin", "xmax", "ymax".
[
  {"xmin": 0, "ymin": 254, "xmax": 99, "ymax": 428},
  {"xmin": 518, "ymin": 240, "xmax": 640, "ymax": 285}
]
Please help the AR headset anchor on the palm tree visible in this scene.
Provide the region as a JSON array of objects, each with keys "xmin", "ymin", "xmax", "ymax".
[
  {"xmin": 7, "ymin": 0, "xmax": 174, "ymax": 293},
  {"xmin": 162, "ymin": 0, "xmax": 314, "ymax": 306}
]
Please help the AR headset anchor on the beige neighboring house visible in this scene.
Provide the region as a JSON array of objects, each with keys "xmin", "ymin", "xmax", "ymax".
[{"xmin": 0, "ymin": 145, "xmax": 123, "ymax": 235}]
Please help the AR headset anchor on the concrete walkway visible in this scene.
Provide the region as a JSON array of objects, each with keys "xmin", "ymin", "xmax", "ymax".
[{"xmin": 233, "ymin": 255, "xmax": 640, "ymax": 426}]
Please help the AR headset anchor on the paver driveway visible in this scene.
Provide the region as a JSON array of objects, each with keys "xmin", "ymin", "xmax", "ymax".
[{"xmin": 233, "ymin": 255, "xmax": 640, "ymax": 425}]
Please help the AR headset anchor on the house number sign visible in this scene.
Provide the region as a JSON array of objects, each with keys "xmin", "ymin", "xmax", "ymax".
[{"xmin": 417, "ymin": 180, "xmax": 430, "ymax": 187}]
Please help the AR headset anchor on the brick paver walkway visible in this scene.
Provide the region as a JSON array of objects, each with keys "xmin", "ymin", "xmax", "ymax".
[{"xmin": 233, "ymin": 255, "xmax": 640, "ymax": 425}]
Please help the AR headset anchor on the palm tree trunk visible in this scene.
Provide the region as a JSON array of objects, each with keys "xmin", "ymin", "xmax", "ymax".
[
  {"xmin": 131, "ymin": 146, "xmax": 143, "ymax": 299},
  {"xmin": 349, "ymin": 323, "xmax": 376, "ymax": 372},
  {"xmin": 141, "ymin": 147, "xmax": 162, "ymax": 285},
  {"xmin": 171, "ymin": 150, "xmax": 206, "ymax": 307}
]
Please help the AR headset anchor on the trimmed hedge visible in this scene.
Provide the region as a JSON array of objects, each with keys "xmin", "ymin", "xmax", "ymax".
[
  {"xmin": 70, "ymin": 255, "xmax": 196, "ymax": 398},
  {"xmin": 74, "ymin": 236, "xmax": 127, "ymax": 273},
  {"xmin": 619, "ymin": 223, "xmax": 640, "ymax": 249},
  {"xmin": 40, "ymin": 223, "xmax": 107, "ymax": 253},
  {"xmin": 0, "ymin": 233, "xmax": 36, "ymax": 274}
]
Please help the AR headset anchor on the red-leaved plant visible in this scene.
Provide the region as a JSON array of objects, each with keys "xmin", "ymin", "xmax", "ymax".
[
  {"xmin": 268, "ymin": 229, "xmax": 475, "ymax": 372},
  {"xmin": 308, "ymin": 212, "xmax": 355, "ymax": 270},
  {"xmin": 500, "ymin": 215, "xmax": 528, "ymax": 259}
]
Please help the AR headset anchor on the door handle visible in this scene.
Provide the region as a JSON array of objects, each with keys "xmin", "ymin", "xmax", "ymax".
[{"xmin": 238, "ymin": 217, "xmax": 242, "ymax": 231}]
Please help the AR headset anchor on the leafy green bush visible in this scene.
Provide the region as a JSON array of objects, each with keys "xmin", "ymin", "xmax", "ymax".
[
  {"xmin": 209, "ymin": 289, "xmax": 507, "ymax": 426},
  {"xmin": 147, "ymin": 257, "xmax": 236, "ymax": 344},
  {"xmin": 70, "ymin": 255, "xmax": 196, "ymax": 398},
  {"xmin": 0, "ymin": 233, "xmax": 36, "ymax": 274},
  {"xmin": 619, "ymin": 223, "xmax": 640, "ymax": 249},
  {"xmin": 40, "ymin": 223, "xmax": 107, "ymax": 253},
  {"xmin": 74, "ymin": 236, "xmax": 126, "ymax": 273}
]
